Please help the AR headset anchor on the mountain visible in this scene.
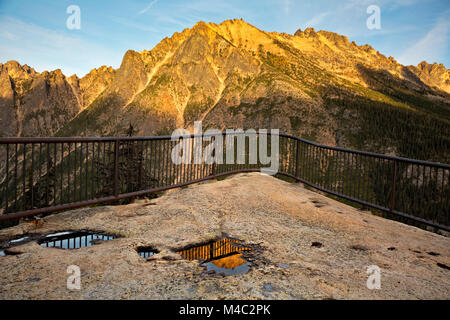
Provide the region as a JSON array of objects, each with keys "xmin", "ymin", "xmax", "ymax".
[
  {"xmin": 0, "ymin": 61, "xmax": 115, "ymax": 137},
  {"xmin": 1, "ymin": 19, "xmax": 449, "ymax": 162}
]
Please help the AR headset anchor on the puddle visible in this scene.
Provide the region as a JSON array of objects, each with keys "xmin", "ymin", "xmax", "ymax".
[
  {"xmin": 1, "ymin": 231, "xmax": 118, "ymax": 254},
  {"xmin": 9, "ymin": 236, "xmax": 30, "ymax": 244},
  {"xmin": 38, "ymin": 230, "xmax": 118, "ymax": 249},
  {"xmin": 2, "ymin": 249, "xmax": 22, "ymax": 256},
  {"xmin": 0, "ymin": 249, "xmax": 22, "ymax": 256},
  {"xmin": 311, "ymin": 242, "xmax": 323, "ymax": 248},
  {"xmin": 45, "ymin": 231, "xmax": 72, "ymax": 238},
  {"xmin": 176, "ymin": 238, "xmax": 252, "ymax": 276},
  {"xmin": 0, "ymin": 234, "xmax": 40, "ymax": 256},
  {"xmin": 2, "ymin": 235, "xmax": 35, "ymax": 247},
  {"xmin": 202, "ymin": 255, "xmax": 251, "ymax": 276},
  {"xmin": 137, "ymin": 246, "xmax": 159, "ymax": 259}
]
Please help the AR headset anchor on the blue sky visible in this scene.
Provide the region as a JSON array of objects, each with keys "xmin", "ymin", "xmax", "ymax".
[{"xmin": 0, "ymin": 0, "xmax": 449, "ymax": 77}]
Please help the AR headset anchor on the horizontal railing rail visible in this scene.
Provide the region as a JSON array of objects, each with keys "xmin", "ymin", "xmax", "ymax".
[{"xmin": 0, "ymin": 133, "xmax": 448, "ymax": 232}]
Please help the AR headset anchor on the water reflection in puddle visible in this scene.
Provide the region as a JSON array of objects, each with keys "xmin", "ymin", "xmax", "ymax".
[
  {"xmin": 1, "ymin": 234, "xmax": 37, "ymax": 256},
  {"xmin": 39, "ymin": 231, "xmax": 117, "ymax": 249},
  {"xmin": 202, "ymin": 253, "xmax": 251, "ymax": 275},
  {"xmin": 137, "ymin": 247, "xmax": 159, "ymax": 258},
  {"xmin": 176, "ymin": 238, "xmax": 252, "ymax": 276},
  {"xmin": 9, "ymin": 236, "xmax": 30, "ymax": 244}
]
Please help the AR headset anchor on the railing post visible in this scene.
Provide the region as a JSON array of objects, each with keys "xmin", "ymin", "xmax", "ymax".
[
  {"xmin": 209, "ymin": 242, "xmax": 214, "ymax": 260},
  {"xmin": 137, "ymin": 141, "xmax": 142, "ymax": 189},
  {"xmin": 295, "ymin": 139, "xmax": 301, "ymax": 179},
  {"xmin": 211, "ymin": 135, "xmax": 216, "ymax": 176},
  {"xmin": 389, "ymin": 159, "xmax": 398, "ymax": 212},
  {"xmin": 113, "ymin": 138, "xmax": 119, "ymax": 198}
]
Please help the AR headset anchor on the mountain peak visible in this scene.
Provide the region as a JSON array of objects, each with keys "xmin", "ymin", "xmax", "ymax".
[
  {"xmin": 1, "ymin": 60, "xmax": 37, "ymax": 79},
  {"xmin": 5, "ymin": 60, "xmax": 21, "ymax": 68},
  {"xmin": 294, "ymin": 28, "xmax": 302, "ymax": 36},
  {"xmin": 418, "ymin": 60, "xmax": 447, "ymax": 71},
  {"xmin": 317, "ymin": 30, "xmax": 350, "ymax": 46},
  {"xmin": 219, "ymin": 18, "xmax": 248, "ymax": 26},
  {"xmin": 2, "ymin": 19, "xmax": 449, "ymax": 166},
  {"xmin": 192, "ymin": 20, "xmax": 209, "ymax": 30}
]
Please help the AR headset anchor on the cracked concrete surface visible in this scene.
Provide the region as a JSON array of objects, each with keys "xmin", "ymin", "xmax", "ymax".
[{"xmin": 0, "ymin": 173, "xmax": 449, "ymax": 299}]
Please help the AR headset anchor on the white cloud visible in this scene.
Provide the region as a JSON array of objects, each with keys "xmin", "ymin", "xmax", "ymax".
[
  {"xmin": 398, "ymin": 14, "xmax": 450, "ymax": 66},
  {"xmin": 302, "ymin": 12, "xmax": 330, "ymax": 29},
  {"xmin": 283, "ymin": 0, "xmax": 291, "ymax": 15},
  {"xmin": 110, "ymin": 16, "xmax": 159, "ymax": 32},
  {"xmin": 385, "ymin": 0, "xmax": 421, "ymax": 11},
  {"xmin": 154, "ymin": 15, "xmax": 193, "ymax": 28},
  {"xmin": 139, "ymin": 0, "xmax": 248, "ymax": 30},
  {"xmin": 0, "ymin": 30, "xmax": 16, "ymax": 40},
  {"xmin": 138, "ymin": 0, "xmax": 158, "ymax": 15}
]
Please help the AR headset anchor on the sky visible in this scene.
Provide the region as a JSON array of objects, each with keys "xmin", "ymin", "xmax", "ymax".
[{"xmin": 0, "ymin": 0, "xmax": 449, "ymax": 77}]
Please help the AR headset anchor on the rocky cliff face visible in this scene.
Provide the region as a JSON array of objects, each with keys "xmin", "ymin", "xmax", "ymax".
[
  {"xmin": 407, "ymin": 61, "xmax": 450, "ymax": 93},
  {"xmin": 0, "ymin": 61, "xmax": 115, "ymax": 137},
  {"xmin": 1, "ymin": 19, "xmax": 449, "ymax": 161},
  {"xmin": 0, "ymin": 61, "xmax": 79, "ymax": 137},
  {"xmin": 67, "ymin": 65, "xmax": 116, "ymax": 109}
]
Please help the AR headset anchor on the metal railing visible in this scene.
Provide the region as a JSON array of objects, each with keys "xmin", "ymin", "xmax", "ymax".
[{"xmin": 0, "ymin": 133, "xmax": 449, "ymax": 231}]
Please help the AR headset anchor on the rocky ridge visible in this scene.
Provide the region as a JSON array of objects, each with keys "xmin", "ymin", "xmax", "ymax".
[{"xmin": 1, "ymin": 19, "xmax": 449, "ymax": 162}]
